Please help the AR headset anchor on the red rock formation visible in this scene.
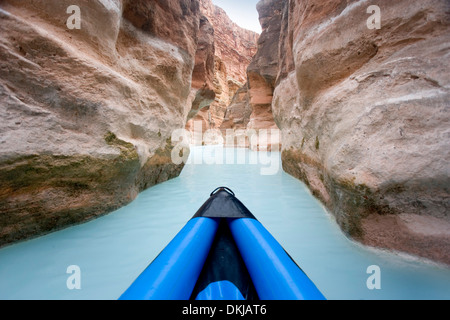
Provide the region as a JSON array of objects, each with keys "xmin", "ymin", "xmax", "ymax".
[
  {"xmin": 186, "ymin": 0, "xmax": 259, "ymax": 134},
  {"xmin": 218, "ymin": 0, "xmax": 450, "ymax": 264},
  {"xmin": 246, "ymin": 0, "xmax": 282, "ymax": 132},
  {"xmin": 220, "ymin": 0, "xmax": 282, "ymax": 151},
  {"xmin": 272, "ymin": 0, "xmax": 450, "ymax": 264},
  {"xmin": 0, "ymin": 0, "xmax": 203, "ymax": 246},
  {"xmin": 187, "ymin": 15, "xmax": 216, "ymax": 121},
  {"xmin": 192, "ymin": 16, "xmax": 216, "ymax": 91},
  {"xmin": 122, "ymin": 0, "xmax": 200, "ymax": 58},
  {"xmin": 220, "ymin": 84, "xmax": 252, "ymax": 130},
  {"xmin": 200, "ymin": 0, "xmax": 258, "ymax": 84}
]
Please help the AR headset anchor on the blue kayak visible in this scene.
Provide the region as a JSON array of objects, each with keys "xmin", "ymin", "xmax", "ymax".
[{"xmin": 119, "ymin": 187, "xmax": 326, "ymax": 300}]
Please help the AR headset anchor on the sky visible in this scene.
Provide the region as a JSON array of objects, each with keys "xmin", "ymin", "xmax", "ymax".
[{"xmin": 212, "ymin": 0, "xmax": 262, "ymax": 34}]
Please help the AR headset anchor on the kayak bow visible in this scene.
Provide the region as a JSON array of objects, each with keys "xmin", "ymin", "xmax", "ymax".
[{"xmin": 119, "ymin": 187, "xmax": 326, "ymax": 300}]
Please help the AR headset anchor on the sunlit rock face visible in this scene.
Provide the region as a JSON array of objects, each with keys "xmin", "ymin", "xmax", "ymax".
[
  {"xmin": 0, "ymin": 0, "xmax": 202, "ymax": 245},
  {"xmin": 272, "ymin": 0, "xmax": 450, "ymax": 264}
]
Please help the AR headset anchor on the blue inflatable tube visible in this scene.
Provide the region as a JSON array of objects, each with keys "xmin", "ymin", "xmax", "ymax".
[
  {"xmin": 119, "ymin": 217, "xmax": 219, "ymax": 300},
  {"xmin": 119, "ymin": 188, "xmax": 326, "ymax": 300},
  {"xmin": 227, "ymin": 218, "xmax": 326, "ymax": 300},
  {"xmin": 195, "ymin": 281, "xmax": 246, "ymax": 301}
]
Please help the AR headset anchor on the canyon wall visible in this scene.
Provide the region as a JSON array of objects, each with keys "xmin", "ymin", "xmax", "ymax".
[
  {"xmin": 220, "ymin": 0, "xmax": 281, "ymax": 150},
  {"xmin": 186, "ymin": 0, "xmax": 259, "ymax": 134},
  {"xmin": 0, "ymin": 0, "xmax": 202, "ymax": 245},
  {"xmin": 246, "ymin": 0, "xmax": 282, "ymax": 132},
  {"xmin": 268, "ymin": 0, "xmax": 450, "ymax": 264}
]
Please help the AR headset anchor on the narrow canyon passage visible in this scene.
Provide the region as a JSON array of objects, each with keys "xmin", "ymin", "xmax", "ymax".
[{"xmin": 0, "ymin": 0, "xmax": 449, "ymax": 301}]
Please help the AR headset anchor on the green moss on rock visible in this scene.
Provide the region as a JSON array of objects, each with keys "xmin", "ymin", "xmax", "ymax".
[
  {"xmin": 0, "ymin": 132, "xmax": 142, "ymax": 247},
  {"xmin": 104, "ymin": 131, "xmax": 139, "ymax": 161},
  {"xmin": 136, "ymin": 137, "xmax": 187, "ymax": 191},
  {"xmin": 281, "ymin": 147, "xmax": 396, "ymax": 240}
]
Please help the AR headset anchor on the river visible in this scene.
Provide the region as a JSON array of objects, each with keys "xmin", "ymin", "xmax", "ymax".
[{"xmin": 0, "ymin": 146, "xmax": 449, "ymax": 300}]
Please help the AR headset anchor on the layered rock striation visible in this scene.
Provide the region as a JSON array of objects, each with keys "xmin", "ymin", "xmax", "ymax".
[
  {"xmin": 220, "ymin": 0, "xmax": 282, "ymax": 150},
  {"xmin": 186, "ymin": 0, "xmax": 259, "ymax": 134},
  {"xmin": 0, "ymin": 0, "xmax": 202, "ymax": 245},
  {"xmin": 268, "ymin": 0, "xmax": 450, "ymax": 264},
  {"xmin": 187, "ymin": 14, "xmax": 216, "ymax": 122},
  {"xmin": 246, "ymin": 0, "xmax": 282, "ymax": 132}
]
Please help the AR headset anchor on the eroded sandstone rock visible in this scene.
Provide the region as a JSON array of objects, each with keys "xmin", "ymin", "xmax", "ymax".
[
  {"xmin": 0, "ymin": 0, "xmax": 201, "ymax": 245},
  {"xmin": 245, "ymin": 0, "xmax": 281, "ymax": 133},
  {"xmin": 187, "ymin": 15, "xmax": 216, "ymax": 121},
  {"xmin": 272, "ymin": 0, "xmax": 450, "ymax": 264},
  {"xmin": 186, "ymin": 0, "xmax": 259, "ymax": 134},
  {"xmin": 220, "ymin": 0, "xmax": 282, "ymax": 150}
]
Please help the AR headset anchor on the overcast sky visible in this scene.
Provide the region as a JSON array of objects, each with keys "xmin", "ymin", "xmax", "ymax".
[{"xmin": 212, "ymin": 0, "xmax": 262, "ymax": 34}]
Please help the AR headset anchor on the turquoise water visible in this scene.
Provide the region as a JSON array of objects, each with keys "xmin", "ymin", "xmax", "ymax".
[{"xmin": 0, "ymin": 146, "xmax": 449, "ymax": 300}]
